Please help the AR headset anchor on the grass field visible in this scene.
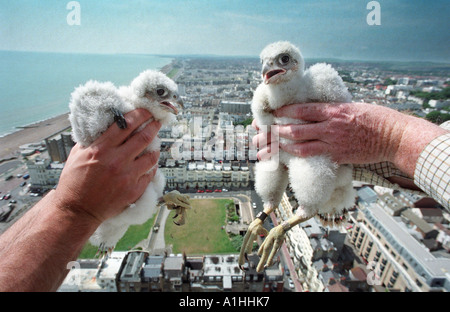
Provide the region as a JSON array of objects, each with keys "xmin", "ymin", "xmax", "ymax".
[
  {"xmin": 78, "ymin": 198, "xmax": 236, "ymax": 258},
  {"xmin": 164, "ymin": 198, "xmax": 236, "ymax": 254},
  {"xmin": 78, "ymin": 213, "xmax": 157, "ymax": 259}
]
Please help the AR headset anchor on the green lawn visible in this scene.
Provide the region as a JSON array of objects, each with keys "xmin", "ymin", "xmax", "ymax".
[
  {"xmin": 164, "ymin": 198, "xmax": 236, "ymax": 254},
  {"xmin": 78, "ymin": 213, "xmax": 157, "ymax": 258},
  {"xmin": 78, "ymin": 198, "xmax": 236, "ymax": 258}
]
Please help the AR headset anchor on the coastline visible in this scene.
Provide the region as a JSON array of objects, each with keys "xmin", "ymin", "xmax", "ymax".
[
  {"xmin": 0, "ymin": 113, "xmax": 71, "ymax": 161},
  {"xmin": 0, "ymin": 57, "xmax": 176, "ymax": 162}
]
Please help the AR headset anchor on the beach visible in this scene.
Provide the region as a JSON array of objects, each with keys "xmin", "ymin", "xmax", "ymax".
[{"xmin": 0, "ymin": 113, "xmax": 71, "ymax": 161}]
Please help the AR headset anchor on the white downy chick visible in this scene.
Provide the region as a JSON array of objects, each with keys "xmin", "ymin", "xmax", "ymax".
[
  {"xmin": 69, "ymin": 70, "xmax": 183, "ymax": 253},
  {"xmin": 252, "ymin": 41, "xmax": 356, "ymax": 226}
]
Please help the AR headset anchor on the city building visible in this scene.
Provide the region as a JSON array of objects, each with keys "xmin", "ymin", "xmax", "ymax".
[
  {"xmin": 220, "ymin": 101, "xmax": 251, "ymax": 115},
  {"xmin": 45, "ymin": 130, "xmax": 74, "ymax": 162},
  {"xmin": 59, "ymin": 251, "xmax": 284, "ymax": 292},
  {"xmin": 349, "ymin": 187, "xmax": 450, "ymax": 292},
  {"xmin": 161, "ymin": 160, "xmax": 250, "ymax": 191},
  {"xmin": 10, "ymin": 56, "xmax": 450, "ymax": 293},
  {"xmin": 24, "ymin": 155, "xmax": 64, "ymax": 191},
  {"xmin": 117, "ymin": 251, "xmax": 149, "ymax": 292}
]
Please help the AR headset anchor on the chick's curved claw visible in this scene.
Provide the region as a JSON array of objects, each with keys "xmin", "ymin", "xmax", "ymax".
[
  {"xmin": 256, "ymin": 224, "xmax": 286, "ymax": 272},
  {"xmin": 172, "ymin": 207, "xmax": 186, "ymax": 226},
  {"xmin": 163, "ymin": 190, "xmax": 191, "ymax": 226},
  {"xmin": 238, "ymin": 219, "xmax": 268, "ymax": 271}
]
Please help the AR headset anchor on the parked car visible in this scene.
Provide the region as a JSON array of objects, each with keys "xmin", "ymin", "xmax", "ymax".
[
  {"xmin": 214, "ymin": 189, "xmax": 222, "ymax": 192},
  {"xmin": 197, "ymin": 189, "xmax": 204, "ymax": 193},
  {"xmin": 205, "ymin": 189, "xmax": 212, "ymax": 193}
]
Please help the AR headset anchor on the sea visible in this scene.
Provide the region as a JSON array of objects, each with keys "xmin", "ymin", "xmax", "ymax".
[{"xmin": 0, "ymin": 51, "xmax": 173, "ymax": 137}]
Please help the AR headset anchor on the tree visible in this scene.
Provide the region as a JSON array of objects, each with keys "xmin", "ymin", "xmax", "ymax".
[{"xmin": 426, "ymin": 111, "xmax": 450, "ymax": 124}]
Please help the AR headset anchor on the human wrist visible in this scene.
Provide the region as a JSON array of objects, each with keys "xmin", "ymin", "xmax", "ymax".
[
  {"xmin": 50, "ymin": 189, "xmax": 102, "ymax": 231},
  {"xmin": 388, "ymin": 114, "xmax": 448, "ymax": 177}
]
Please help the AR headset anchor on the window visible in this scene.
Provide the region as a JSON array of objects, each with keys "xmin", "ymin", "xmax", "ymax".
[{"xmin": 415, "ymin": 279, "xmax": 423, "ymax": 287}]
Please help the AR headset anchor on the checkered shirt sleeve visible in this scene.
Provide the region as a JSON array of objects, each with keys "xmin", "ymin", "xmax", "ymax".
[
  {"xmin": 353, "ymin": 121, "xmax": 450, "ymax": 210},
  {"xmin": 414, "ymin": 131, "xmax": 450, "ymax": 210},
  {"xmin": 352, "ymin": 162, "xmax": 422, "ymax": 194}
]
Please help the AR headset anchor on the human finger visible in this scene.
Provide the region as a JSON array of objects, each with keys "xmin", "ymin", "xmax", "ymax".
[
  {"xmin": 251, "ymin": 119, "xmax": 260, "ymax": 131},
  {"xmin": 138, "ymin": 166, "xmax": 158, "ymax": 186},
  {"xmin": 256, "ymin": 145, "xmax": 280, "ymax": 161},
  {"xmin": 252, "ymin": 131, "xmax": 278, "ymax": 149},
  {"xmin": 122, "ymin": 120, "xmax": 161, "ymax": 160},
  {"xmin": 274, "ymin": 103, "xmax": 333, "ymax": 122},
  {"xmin": 280, "ymin": 140, "xmax": 330, "ymax": 158},
  {"xmin": 99, "ymin": 109, "xmax": 153, "ymax": 147},
  {"xmin": 128, "ymin": 166, "xmax": 158, "ymax": 203},
  {"xmin": 277, "ymin": 123, "xmax": 326, "ymax": 142},
  {"xmin": 133, "ymin": 150, "xmax": 160, "ymax": 177}
]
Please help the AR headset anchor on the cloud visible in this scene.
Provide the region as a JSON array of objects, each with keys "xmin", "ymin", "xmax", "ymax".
[{"xmin": 0, "ymin": 0, "xmax": 448, "ymax": 62}]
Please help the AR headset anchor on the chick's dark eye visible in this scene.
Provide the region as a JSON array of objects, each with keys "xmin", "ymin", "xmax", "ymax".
[
  {"xmin": 280, "ymin": 55, "xmax": 290, "ymax": 64},
  {"xmin": 157, "ymin": 88, "xmax": 166, "ymax": 96}
]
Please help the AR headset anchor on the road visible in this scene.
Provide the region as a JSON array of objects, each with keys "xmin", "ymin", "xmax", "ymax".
[{"xmin": 0, "ymin": 159, "xmax": 41, "ymax": 233}]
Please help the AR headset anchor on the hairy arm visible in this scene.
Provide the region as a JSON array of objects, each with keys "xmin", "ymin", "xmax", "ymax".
[
  {"xmin": 0, "ymin": 191, "xmax": 100, "ymax": 291},
  {"xmin": 255, "ymin": 102, "xmax": 448, "ymax": 178},
  {"xmin": 0, "ymin": 109, "xmax": 161, "ymax": 291}
]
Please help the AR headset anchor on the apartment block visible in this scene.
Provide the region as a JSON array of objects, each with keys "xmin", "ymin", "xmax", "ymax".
[
  {"xmin": 60, "ymin": 251, "xmax": 284, "ymax": 292},
  {"xmin": 349, "ymin": 187, "xmax": 450, "ymax": 292},
  {"xmin": 161, "ymin": 160, "xmax": 250, "ymax": 191}
]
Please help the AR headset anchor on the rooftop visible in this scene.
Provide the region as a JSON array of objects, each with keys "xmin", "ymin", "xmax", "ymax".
[{"xmin": 364, "ymin": 204, "xmax": 450, "ymax": 289}]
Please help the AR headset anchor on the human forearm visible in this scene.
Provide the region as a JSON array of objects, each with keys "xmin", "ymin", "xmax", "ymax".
[
  {"xmin": 0, "ymin": 190, "xmax": 100, "ymax": 291},
  {"xmin": 388, "ymin": 113, "xmax": 448, "ymax": 178},
  {"xmin": 270, "ymin": 102, "xmax": 448, "ymax": 178}
]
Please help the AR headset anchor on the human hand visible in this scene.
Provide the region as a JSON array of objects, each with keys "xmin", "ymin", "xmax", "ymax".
[
  {"xmin": 254, "ymin": 102, "xmax": 391, "ymax": 164},
  {"xmin": 238, "ymin": 218, "xmax": 268, "ymax": 269},
  {"xmin": 54, "ymin": 109, "xmax": 162, "ymax": 224},
  {"xmin": 254, "ymin": 102, "xmax": 447, "ymax": 177}
]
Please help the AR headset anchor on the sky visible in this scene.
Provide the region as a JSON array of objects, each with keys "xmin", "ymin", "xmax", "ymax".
[{"xmin": 1, "ymin": 0, "xmax": 449, "ymax": 62}]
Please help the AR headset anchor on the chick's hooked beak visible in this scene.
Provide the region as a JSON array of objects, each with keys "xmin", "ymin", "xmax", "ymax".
[
  {"xmin": 262, "ymin": 62, "xmax": 286, "ymax": 85},
  {"xmin": 160, "ymin": 94, "xmax": 184, "ymax": 115}
]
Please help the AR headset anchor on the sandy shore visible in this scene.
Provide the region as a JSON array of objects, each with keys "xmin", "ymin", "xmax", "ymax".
[{"xmin": 0, "ymin": 113, "xmax": 71, "ymax": 161}]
